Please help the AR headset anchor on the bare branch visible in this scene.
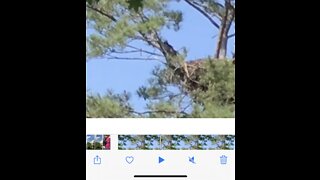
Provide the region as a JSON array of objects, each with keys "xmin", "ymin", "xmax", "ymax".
[
  {"xmin": 184, "ymin": 0, "xmax": 220, "ymax": 29},
  {"xmin": 148, "ymin": 93, "xmax": 183, "ymax": 101},
  {"xmin": 106, "ymin": 56, "xmax": 162, "ymax": 61},
  {"xmin": 108, "ymin": 48, "xmax": 163, "ymax": 58},
  {"xmin": 227, "ymin": 33, "xmax": 235, "ymax": 39},
  {"xmin": 181, "ymin": 103, "xmax": 192, "ymax": 112},
  {"xmin": 130, "ymin": 110, "xmax": 188, "ymax": 116},
  {"xmin": 126, "ymin": 45, "xmax": 164, "ymax": 57},
  {"xmin": 192, "ymin": 1, "xmax": 223, "ymax": 21},
  {"xmin": 109, "ymin": 49, "xmax": 143, "ymax": 54}
]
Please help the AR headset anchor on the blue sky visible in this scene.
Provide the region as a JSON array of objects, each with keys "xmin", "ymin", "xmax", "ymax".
[
  {"xmin": 87, "ymin": 134, "xmax": 103, "ymax": 142},
  {"xmin": 86, "ymin": 1, "xmax": 235, "ymax": 112}
]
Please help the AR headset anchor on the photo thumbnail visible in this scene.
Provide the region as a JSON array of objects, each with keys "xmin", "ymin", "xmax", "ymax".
[{"xmin": 86, "ymin": 134, "xmax": 111, "ymax": 150}]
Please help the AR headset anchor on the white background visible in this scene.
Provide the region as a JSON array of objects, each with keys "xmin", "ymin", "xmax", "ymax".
[{"xmin": 86, "ymin": 118, "xmax": 235, "ymax": 134}]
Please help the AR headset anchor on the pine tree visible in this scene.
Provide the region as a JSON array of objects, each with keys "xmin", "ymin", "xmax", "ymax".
[{"xmin": 86, "ymin": 0, "xmax": 235, "ymax": 118}]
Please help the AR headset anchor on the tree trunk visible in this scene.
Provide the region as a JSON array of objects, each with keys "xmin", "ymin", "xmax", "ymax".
[
  {"xmin": 215, "ymin": 0, "xmax": 234, "ymax": 59},
  {"xmin": 218, "ymin": 27, "xmax": 228, "ymax": 59}
]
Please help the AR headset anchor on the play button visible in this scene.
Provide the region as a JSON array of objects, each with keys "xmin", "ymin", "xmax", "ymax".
[{"xmin": 158, "ymin": 157, "xmax": 165, "ymax": 164}]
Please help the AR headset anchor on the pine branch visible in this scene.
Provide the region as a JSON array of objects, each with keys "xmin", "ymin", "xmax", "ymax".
[
  {"xmin": 135, "ymin": 12, "xmax": 179, "ymax": 63},
  {"xmin": 86, "ymin": 5, "xmax": 117, "ymax": 22},
  {"xmin": 88, "ymin": 3, "xmax": 179, "ymax": 67}
]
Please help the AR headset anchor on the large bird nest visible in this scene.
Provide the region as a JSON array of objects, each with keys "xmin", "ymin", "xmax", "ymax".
[
  {"xmin": 169, "ymin": 58, "xmax": 207, "ymax": 92},
  {"xmin": 173, "ymin": 58, "xmax": 235, "ymax": 92}
]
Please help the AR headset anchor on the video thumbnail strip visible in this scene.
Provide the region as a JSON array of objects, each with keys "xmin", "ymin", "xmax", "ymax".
[{"xmin": 118, "ymin": 135, "xmax": 235, "ymax": 150}]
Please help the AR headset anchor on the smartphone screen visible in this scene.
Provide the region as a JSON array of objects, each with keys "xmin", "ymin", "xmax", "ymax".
[{"xmin": 86, "ymin": 0, "xmax": 235, "ymax": 179}]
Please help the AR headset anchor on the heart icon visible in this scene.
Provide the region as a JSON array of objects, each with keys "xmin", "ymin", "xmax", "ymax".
[{"xmin": 126, "ymin": 156, "xmax": 134, "ymax": 164}]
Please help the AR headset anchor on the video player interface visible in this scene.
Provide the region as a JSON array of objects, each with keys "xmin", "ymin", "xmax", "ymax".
[{"xmin": 86, "ymin": 119, "xmax": 235, "ymax": 180}]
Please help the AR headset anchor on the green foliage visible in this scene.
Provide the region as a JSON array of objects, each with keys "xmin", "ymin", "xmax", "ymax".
[
  {"xmin": 86, "ymin": 0, "xmax": 100, "ymax": 5},
  {"xmin": 190, "ymin": 60, "xmax": 235, "ymax": 117},
  {"xmin": 86, "ymin": 142, "xmax": 93, "ymax": 149},
  {"xmin": 146, "ymin": 101, "xmax": 180, "ymax": 118},
  {"xmin": 164, "ymin": 10, "xmax": 183, "ymax": 31},
  {"xmin": 93, "ymin": 142, "xmax": 102, "ymax": 149},
  {"xmin": 137, "ymin": 59, "xmax": 234, "ymax": 118},
  {"xmin": 86, "ymin": 90, "xmax": 133, "ymax": 118},
  {"xmin": 86, "ymin": 0, "xmax": 183, "ymax": 58},
  {"xmin": 127, "ymin": 0, "xmax": 144, "ymax": 12},
  {"xmin": 86, "ymin": 0, "xmax": 146, "ymax": 11}
]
